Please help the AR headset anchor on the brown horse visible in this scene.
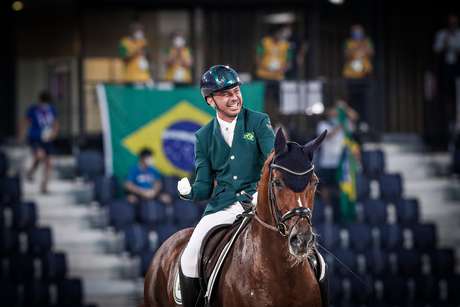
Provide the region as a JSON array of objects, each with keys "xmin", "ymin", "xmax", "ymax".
[{"xmin": 144, "ymin": 129, "xmax": 327, "ymax": 307}]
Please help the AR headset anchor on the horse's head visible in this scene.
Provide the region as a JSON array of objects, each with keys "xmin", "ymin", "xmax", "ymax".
[{"xmin": 262, "ymin": 128, "xmax": 327, "ymax": 259}]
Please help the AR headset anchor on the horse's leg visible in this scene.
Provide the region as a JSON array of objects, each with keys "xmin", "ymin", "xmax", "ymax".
[{"xmin": 144, "ymin": 229, "xmax": 193, "ymax": 307}]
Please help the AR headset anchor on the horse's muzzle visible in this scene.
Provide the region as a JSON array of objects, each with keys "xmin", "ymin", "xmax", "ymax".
[{"xmin": 289, "ymin": 231, "xmax": 312, "ymax": 256}]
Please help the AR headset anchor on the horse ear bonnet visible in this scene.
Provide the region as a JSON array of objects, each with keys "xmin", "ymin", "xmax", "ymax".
[{"xmin": 273, "ymin": 129, "xmax": 328, "ymax": 192}]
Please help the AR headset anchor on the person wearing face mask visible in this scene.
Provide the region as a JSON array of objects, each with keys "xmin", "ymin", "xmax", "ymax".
[
  {"xmin": 176, "ymin": 65, "xmax": 275, "ymax": 306},
  {"xmin": 343, "ymin": 24, "xmax": 374, "ymax": 126},
  {"xmin": 256, "ymin": 25, "xmax": 293, "ymax": 81},
  {"xmin": 119, "ymin": 22, "xmax": 153, "ymax": 86},
  {"xmin": 124, "ymin": 148, "xmax": 171, "ymax": 204},
  {"xmin": 164, "ymin": 32, "xmax": 193, "ymax": 84}
]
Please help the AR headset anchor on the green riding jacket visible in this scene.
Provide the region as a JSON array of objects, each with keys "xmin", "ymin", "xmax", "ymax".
[{"xmin": 185, "ymin": 107, "xmax": 275, "ymax": 215}]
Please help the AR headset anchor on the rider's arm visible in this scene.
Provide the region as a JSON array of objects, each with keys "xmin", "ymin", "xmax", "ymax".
[
  {"xmin": 255, "ymin": 114, "xmax": 275, "ymax": 161},
  {"xmin": 188, "ymin": 137, "xmax": 213, "ymax": 201}
]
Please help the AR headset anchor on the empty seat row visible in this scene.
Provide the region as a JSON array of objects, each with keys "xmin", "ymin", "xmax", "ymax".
[
  {"xmin": 322, "ymin": 247, "xmax": 455, "ymax": 278},
  {"xmin": 124, "ymin": 222, "xmax": 181, "ymax": 256},
  {"xmin": 313, "ymin": 197, "xmax": 420, "ymax": 225},
  {"xmin": 1, "ymin": 226, "xmax": 53, "ymax": 256},
  {"xmin": 0, "ymin": 175, "xmax": 22, "ymax": 206},
  {"xmin": 315, "ymin": 222, "xmax": 437, "ymax": 251},
  {"xmin": 108, "ymin": 199, "xmax": 203, "ymax": 231},
  {"xmin": 1, "ymin": 201, "xmax": 38, "ymax": 230},
  {"xmin": 0, "ymin": 278, "xmax": 93, "ymax": 307},
  {"xmin": 0, "ymin": 252, "xmax": 67, "ymax": 282}
]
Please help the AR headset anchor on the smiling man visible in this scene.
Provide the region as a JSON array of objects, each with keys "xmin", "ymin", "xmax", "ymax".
[{"xmin": 177, "ymin": 65, "xmax": 275, "ymax": 306}]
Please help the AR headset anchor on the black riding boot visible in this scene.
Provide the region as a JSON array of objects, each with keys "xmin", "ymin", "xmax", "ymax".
[{"xmin": 179, "ymin": 267, "xmax": 203, "ymax": 307}]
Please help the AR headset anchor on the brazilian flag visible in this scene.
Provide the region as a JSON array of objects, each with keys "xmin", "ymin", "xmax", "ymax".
[
  {"xmin": 97, "ymin": 83, "xmax": 265, "ymax": 181},
  {"xmin": 336, "ymin": 107, "xmax": 359, "ymax": 222}
]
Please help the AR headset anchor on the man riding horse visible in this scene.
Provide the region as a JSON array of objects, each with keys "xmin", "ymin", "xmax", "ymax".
[{"xmin": 177, "ymin": 65, "xmax": 275, "ymax": 306}]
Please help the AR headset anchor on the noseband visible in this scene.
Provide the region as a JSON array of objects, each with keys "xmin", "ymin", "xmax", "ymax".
[{"xmin": 254, "ymin": 158, "xmax": 314, "ymax": 237}]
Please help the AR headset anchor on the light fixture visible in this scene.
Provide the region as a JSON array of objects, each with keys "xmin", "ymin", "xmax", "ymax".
[
  {"xmin": 329, "ymin": 0, "xmax": 345, "ymax": 5},
  {"xmin": 305, "ymin": 102, "xmax": 325, "ymax": 116}
]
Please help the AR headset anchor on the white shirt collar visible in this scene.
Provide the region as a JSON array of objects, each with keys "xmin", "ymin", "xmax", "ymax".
[{"xmin": 216, "ymin": 114, "xmax": 237, "ymax": 130}]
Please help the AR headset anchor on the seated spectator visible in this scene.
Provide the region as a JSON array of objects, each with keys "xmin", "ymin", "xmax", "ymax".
[{"xmin": 124, "ymin": 148, "xmax": 171, "ymax": 204}]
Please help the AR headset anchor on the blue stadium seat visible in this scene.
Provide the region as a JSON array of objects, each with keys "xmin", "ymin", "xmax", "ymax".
[
  {"xmin": 42, "ymin": 251, "xmax": 67, "ymax": 282},
  {"xmin": 379, "ymin": 224, "xmax": 403, "ymax": 251},
  {"xmin": 361, "ymin": 149, "xmax": 385, "ymax": 179},
  {"xmin": 447, "ymin": 275, "xmax": 460, "ymax": 304},
  {"xmin": 365, "ymin": 249, "xmax": 389, "ymax": 277},
  {"xmin": 57, "ymin": 278, "xmax": 83, "ymax": 307},
  {"xmin": 108, "ymin": 200, "xmax": 136, "ymax": 231},
  {"xmin": 10, "ymin": 254, "xmax": 36, "ymax": 282},
  {"xmin": 378, "ymin": 173, "xmax": 403, "ymax": 203},
  {"xmin": 412, "ymin": 223, "xmax": 437, "ymax": 251},
  {"xmin": 312, "ymin": 198, "xmax": 326, "ymax": 224},
  {"xmin": 0, "ymin": 281, "xmax": 19, "ymax": 306},
  {"xmin": 24, "ymin": 280, "xmax": 50, "ymax": 307},
  {"xmin": 138, "ymin": 201, "xmax": 167, "ymax": 227},
  {"xmin": 140, "ymin": 249, "xmax": 156, "ymax": 277},
  {"xmin": 348, "ymin": 275, "xmax": 373, "ymax": 304},
  {"xmin": 94, "ymin": 175, "xmax": 118, "ymax": 206},
  {"xmin": 382, "ymin": 276, "xmax": 408, "ymax": 305},
  {"xmin": 415, "ymin": 276, "xmax": 439, "ymax": 304},
  {"xmin": 363, "ymin": 199, "xmax": 387, "ymax": 225},
  {"xmin": 0, "ymin": 228, "xmax": 19, "ymax": 256},
  {"xmin": 356, "ymin": 173, "xmax": 370, "ymax": 201},
  {"xmin": 328, "ymin": 274, "xmax": 343, "ymax": 302},
  {"xmin": 0, "ymin": 150, "xmax": 7, "ymax": 177},
  {"xmin": 333, "ymin": 248, "xmax": 357, "ymax": 277},
  {"xmin": 397, "ymin": 249, "xmax": 422, "ymax": 276},
  {"xmin": 0, "ymin": 175, "xmax": 21, "ymax": 206},
  {"xmin": 13, "ymin": 201, "xmax": 37, "ymax": 230},
  {"xmin": 28, "ymin": 227, "xmax": 53, "ymax": 255},
  {"xmin": 430, "ymin": 248, "xmax": 455, "ymax": 277},
  {"xmin": 124, "ymin": 224, "xmax": 150, "ymax": 256},
  {"xmin": 315, "ymin": 223, "xmax": 341, "ymax": 250},
  {"xmin": 347, "ymin": 223, "xmax": 373, "ymax": 252},
  {"xmin": 395, "ymin": 198, "xmax": 419, "ymax": 225},
  {"xmin": 156, "ymin": 222, "xmax": 178, "ymax": 246},
  {"xmin": 76, "ymin": 150, "xmax": 104, "ymax": 180},
  {"xmin": 162, "ymin": 176, "xmax": 180, "ymax": 198},
  {"xmin": 173, "ymin": 200, "xmax": 200, "ymax": 229}
]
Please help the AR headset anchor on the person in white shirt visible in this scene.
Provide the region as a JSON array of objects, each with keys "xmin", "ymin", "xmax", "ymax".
[
  {"xmin": 316, "ymin": 100, "xmax": 358, "ymax": 205},
  {"xmin": 433, "ymin": 14, "xmax": 460, "ymax": 128}
]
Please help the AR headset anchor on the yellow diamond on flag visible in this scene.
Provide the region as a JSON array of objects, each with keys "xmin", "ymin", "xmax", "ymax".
[{"xmin": 122, "ymin": 101, "xmax": 212, "ymax": 177}]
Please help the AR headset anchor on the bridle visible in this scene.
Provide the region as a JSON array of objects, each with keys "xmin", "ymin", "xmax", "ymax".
[{"xmin": 254, "ymin": 156, "xmax": 315, "ymax": 237}]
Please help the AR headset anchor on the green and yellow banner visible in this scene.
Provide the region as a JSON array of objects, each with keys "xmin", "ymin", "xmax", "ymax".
[{"xmin": 97, "ymin": 83, "xmax": 265, "ymax": 181}]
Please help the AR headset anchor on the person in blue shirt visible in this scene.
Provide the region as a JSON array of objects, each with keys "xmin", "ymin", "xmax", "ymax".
[
  {"xmin": 22, "ymin": 90, "xmax": 59, "ymax": 194},
  {"xmin": 124, "ymin": 148, "xmax": 171, "ymax": 204}
]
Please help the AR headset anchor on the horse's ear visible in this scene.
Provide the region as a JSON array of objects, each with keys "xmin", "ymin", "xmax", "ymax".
[
  {"xmin": 303, "ymin": 130, "xmax": 328, "ymax": 158},
  {"xmin": 274, "ymin": 128, "xmax": 287, "ymax": 156}
]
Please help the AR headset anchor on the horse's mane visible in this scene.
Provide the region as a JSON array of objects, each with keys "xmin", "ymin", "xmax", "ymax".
[{"xmin": 257, "ymin": 151, "xmax": 275, "ymax": 204}]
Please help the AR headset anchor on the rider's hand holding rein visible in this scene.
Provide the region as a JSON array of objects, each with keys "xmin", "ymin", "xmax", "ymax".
[{"xmin": 178, "ymin": 177, "xmax": 192, "ymax": 196}]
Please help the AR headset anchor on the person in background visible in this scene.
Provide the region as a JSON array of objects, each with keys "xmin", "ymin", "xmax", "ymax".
[
  {"xmin": 119, "ymin": 22, "xmax": 153, "ymax": 87},
  {"xmin": 124, "ymin": 148, "xmax": 171, "ymax": 204},
  {"xmin": 343, "ymin": 24, "xmax": 374, "ymax": 126},
  {"xmin": 22, "ymin": 90, "xmax": 59, "ymax": 194},
  {"xmin": 316, "ymin": 99, "xmax": 358, "ymax": 208},
  {"xmin": 256, "ymin": 24, "xmax": 293, "ymax": 81},
  {"xmin": 433, "ymin": 14, "xmax": 460, "ymax": 130},
  {"xmin": 164, "ymin": 32, "xmax": 193, "ymax": 84}
]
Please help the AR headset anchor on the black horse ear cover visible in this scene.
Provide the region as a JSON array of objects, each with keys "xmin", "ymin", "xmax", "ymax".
[{"xmin": 273, "ymin": 129, "xmax": 328, "ymax": 193}]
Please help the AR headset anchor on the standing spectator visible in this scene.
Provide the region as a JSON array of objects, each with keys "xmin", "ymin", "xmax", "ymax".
[
  {"xmin": 164, "ymin": 32, "xmax": 193, "ymax": 84},
  {"xmin": 119, "ymin": 22, "xmax": 153, "ymax": 87},
  {"xmin": 316, "ymin": 100, "xmax": 358, "ymax": 208},
  {"xmin": 343, "ymin": 24, "xmax": 374, "ymax": 126},
  {"xmin": 124, "ymin": 148, "xmax": 171, "ymax": 204},
  {"xmin": 22, "ymin": 90, "xmax": 59, "ymax": 194},
  {"xmin": 433, "ymin": 14, "xmax": 460, "ymax": 130}
]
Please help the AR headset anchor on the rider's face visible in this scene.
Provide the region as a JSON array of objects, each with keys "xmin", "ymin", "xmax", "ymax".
[{"xmin": 207, "ymin": 86, "xmax": 243, "ymax": 121}]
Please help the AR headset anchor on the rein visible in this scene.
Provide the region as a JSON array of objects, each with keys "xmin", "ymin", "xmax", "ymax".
[{"xmin": 254, "ymin": 157, "xmax": 314, "ymax": 236}]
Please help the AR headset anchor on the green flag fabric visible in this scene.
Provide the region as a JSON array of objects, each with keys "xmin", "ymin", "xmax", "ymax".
[{"xmin": 97, "ymin": 83, "xmax": 265, "ymax": 181}]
